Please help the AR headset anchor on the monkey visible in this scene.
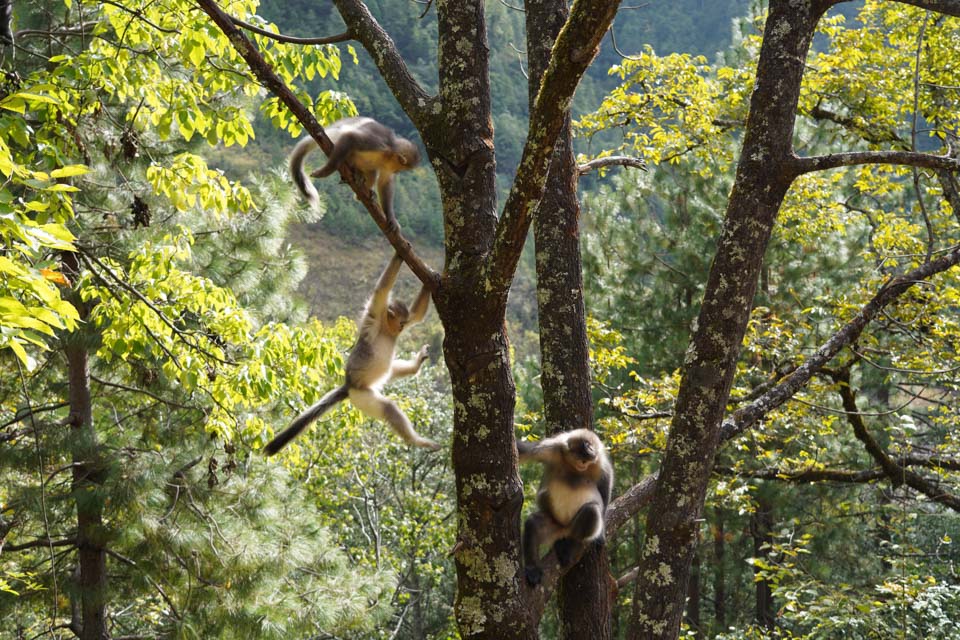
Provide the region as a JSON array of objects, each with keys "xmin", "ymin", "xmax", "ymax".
[
  {"xmin": 289, "ymin": 117, "xmax": 421, "ymax": 230},
  {"xmin": 265, "ymin": 253, "xmax": 440, "ymax": 455},
  {"xmin": 0, "ymin": 0, "xmax": 13, "ymax": 47},
  {"xmin": 516, "ymin": 428, "xmax": 613, "ymax": 586}
]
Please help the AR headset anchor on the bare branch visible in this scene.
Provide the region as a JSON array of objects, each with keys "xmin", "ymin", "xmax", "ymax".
[
  {"xmin": 91, "ymin": 375, "xmax": 193, "ymax": 410},
  {"xmin": 577, "ymin": 155, "xmax": 647, "ymax": 176},
  {"xmin": 331, "ymin": 0, "xmax": 436, "ymax": 128},
  {"xmin": 806, "ymin": 103, "xmax": 905, "ymax": 146},
  {"xmin": 792, "ymin": 150, "xmax": 960, "ymax": 176},
  {"xmin": 228, "ymin": 15, "xmax": 352, "ymax": 45},
  {"xmin": 894, "ymin": 0, "xmax": 960, "ymax": 18},
  {"xmin": 3, "ymin": 537, "xmax": 76, "ymax": 553},
  {"xmin": 0, "ymin": 402, "xmax": 69, "ymax": 430},
  {"xmin": 831, "ymin": 367, "xmax": 960, "ymax": 512},
  {"xmin": 617, "ymin": 566, "xmax": 640, "ymax": 589},
  {"xmin": 195, "ymin": 0, "xmax": 439, "ymax": 290},
  {"xmin": 720, "ymin": 245, "xmax": 960, "ymax": 442},
  {"xmin": 606, "ymin": 472, "xmax": 658, "ymax": 539},
  {"xmin": 607, "ymin": 246, "xmax": 960, "ymax": 536},
  {"xmin": 486, "ymin": 0, "xmax": 623, "ymax": 305},
  {"xmin": 717, "ymin": 465, "xmax": 886, "ymax": 484}
]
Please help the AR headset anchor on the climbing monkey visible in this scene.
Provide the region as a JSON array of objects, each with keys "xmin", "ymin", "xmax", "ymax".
[
  {"xmin": 265, "ymin": 254, "xmax": 438, "ymax": 454},
  {"xmin": 289, "ymin": 117, "xmax": 421, "ymax": 229},
  {"xmin": 517, "ymin": 429, "xmax": 614, "ymax": 585}
]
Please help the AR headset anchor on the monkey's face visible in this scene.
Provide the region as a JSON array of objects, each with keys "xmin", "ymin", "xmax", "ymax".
[
  {"xmin": 396, "ymin": 141, "xmax": 421, "ymax": 170},
  {"xmin": 565, "ymin": 437, "xmax": 598, "ymax": 472},
  {"xmin": 385, "ymin": 302, "xmax": 410, "ymax": 336}
]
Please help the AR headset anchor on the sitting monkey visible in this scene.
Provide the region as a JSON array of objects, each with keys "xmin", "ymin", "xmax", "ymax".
[
  {"xmin": 265, "ymin": 254, "xmax": 440, "ymax": 454},
  {"xmin": 517, "ymin": 429, "xmax": 614, "ymax": 585},
  {"xmin": 289, "ymin": 117, "xmax": 421, "ymax": 229}
]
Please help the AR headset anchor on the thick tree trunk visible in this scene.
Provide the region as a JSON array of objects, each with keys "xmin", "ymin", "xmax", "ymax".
[
  {"xmin": 627, "ymin": 3, "xmax": 832, "ymax": 638},
  {"xmin": 63, "ymin": 251, "xmax": 109, "ymax": 640},
  {"xmin": 430, "ymin": 2, "xmax": 537, "ymax": 636},
  {"xmin": 524, "ymin": 1, "xmax": 612, "ymax": 637}
]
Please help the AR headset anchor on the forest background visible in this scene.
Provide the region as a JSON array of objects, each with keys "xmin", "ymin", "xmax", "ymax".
[{"xmin": 2, "ymin": 0, "xmax": 960, "ymax": 639}]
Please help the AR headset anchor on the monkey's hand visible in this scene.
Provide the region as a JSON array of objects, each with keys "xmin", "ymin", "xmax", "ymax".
[{"xmin": 416, "ymin": 345, "xmax": 430, "ymax": 365}]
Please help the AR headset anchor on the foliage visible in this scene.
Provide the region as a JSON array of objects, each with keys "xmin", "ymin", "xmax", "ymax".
[
  {"xmin": 580, "ymin": 1, "xmax": 960, "ymax": 637},
  {"xmin": 0, "ymin": 0, "xmax": 420, "ymax": 636}
]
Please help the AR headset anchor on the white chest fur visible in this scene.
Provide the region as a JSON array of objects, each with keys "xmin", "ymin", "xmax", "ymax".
[{"xmin": 545, "ymin": 479, "xmax": 600, "ymax": 527}]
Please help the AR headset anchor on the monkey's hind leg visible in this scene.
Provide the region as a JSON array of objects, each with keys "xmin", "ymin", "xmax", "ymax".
[
  {"xmin": 523, "ymin": 511, "xmax": 564, "ymax": 586},
  {"xmin": 311, "ymin": 135, "xmax": 357, "ymax": 178},
  {"xmin": 554, "ymin": 502, "xmax": 604, "ymax": 567},
  {"xmin": 349, "ymin": 387, "xmax": 441, "ymax": 451}
]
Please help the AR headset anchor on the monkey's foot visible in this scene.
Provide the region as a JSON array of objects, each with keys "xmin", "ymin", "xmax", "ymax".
[
  {"xmin": 524, "ymin": 566, "xmax": 543, "ymax": 586},
  {"xmin": 417, "ymin": 438, "xmax": 442, "ymax": 451},
  {"xmin": 554, "ymin": 539, "xmax": 579, "ymax": 567}
]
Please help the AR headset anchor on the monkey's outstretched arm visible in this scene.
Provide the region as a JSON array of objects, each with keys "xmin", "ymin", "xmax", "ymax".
[
  {"xmin": 516, "ymin": 437, "xmax": 564, "ymax": 465},
  {"xmin": 367, "ymin": 254, "xmax": 404, "ymax": 317},
  {"xmin": 389, "ymin": 346, "xmax": 429, "ymax": 381},
  {"xmin": 407, "ymin": 285, "xmax": 431, "ymax": 326}
]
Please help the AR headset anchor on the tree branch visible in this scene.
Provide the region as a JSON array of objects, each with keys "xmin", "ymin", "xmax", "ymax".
[
  {"xmin": 606, "ymin": 246, "xmax": 960, "ymax": 538},
  {"xmin": 894, "ymin": 0, "xmax": 960, "ymax": 18},
  {"xmin": 3, "ymin": 537, "xmax": 76, "ymax": 552},
  {"xmin": 331, "ymin": 0, "xmax": 436, "ymax": 129},
  {"xmin": 485, "ymin": 0, "xmax": 623, "ymax": 306},
  {"xmin": 195, "ymin": 0, "xmax": 439, "ymax": 290},
  {"xmin": 792, "ymin": 150, "xmax": 960, "ymax": 176},
  {"xmin": 805, "ymin": 103, "xmax": 905, "ymax": 146},
  {"xmin": 228, "ymin": 15, "xmax": 352, "ymax": 45},
  {"xmin": 720, "ymin": 245, "xmax": 960, "ymax": 442},
  {"xmin": 577, "ymin": 155, "xmax": 647, "ymax": 177},
  {"xmin": 717, "ymin": 465, "xmax": 887, "ymax": 484},
  {"xmin": 606, "ymin": 472, "xmax": 658, "ymax": 539},
  {"xmin": 832, "ymin": 367, "xmax": 960, "ymax": 512}
]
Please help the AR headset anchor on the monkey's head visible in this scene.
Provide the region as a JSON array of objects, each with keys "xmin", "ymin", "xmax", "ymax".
[
  {"xmin": 563, "ymin": 430, "xmax": 601, "ymax": 473},
  {"xmin": 385, "ymin": 300, "xmax": 411, "ymax": 336},
  {"xmin": 394, "ymin": 139, "xmax": 421, "ymax": 171}
]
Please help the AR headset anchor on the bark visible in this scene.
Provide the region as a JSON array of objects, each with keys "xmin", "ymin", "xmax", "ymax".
[
  {"xmin": 751, "ymin": 493, "xmax": 775, "ymax": 630},
  {"xmin": 63, "ymin": 251, "xmax": 109, "ymax": 640},
  {"xmin": 713, "ymin": 508, "xmax": 726, "ymax": 630},
  {"xmin": 685, "ymin": 548, "xmax": 701, "ymax": 632},
  {"xmin": 627, "ymin": 3, "xmax": 833, "ymax": 638},
  {"xmin": 525, "ymin": 0, "xmax": 612, "ymax": 635}
]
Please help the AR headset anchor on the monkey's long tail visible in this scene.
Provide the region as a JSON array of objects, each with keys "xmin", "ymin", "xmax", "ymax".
[
  {"xmin": 289, "ymin": 137, "xmax": 321, "ymax": 209},
  {"xmin": 264, "ymin": 384, "xmax": 349, "ymax": 455}
]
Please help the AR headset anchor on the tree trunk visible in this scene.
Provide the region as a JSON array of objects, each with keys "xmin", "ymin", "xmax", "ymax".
[
  {"xmin": 628, "ymin": 3, "xmax": 831, "ymax": 638},
  {"xmin": 430, "ymin": 2, "xmax": 535, "ymax": 635},
  {"xmin": 713, "ymin": 508, "xmax": 727, "ymax": 630},
  {"xmin": 63, "ymin": 251, "xmax": 109, "ymax": 640},
  {"xmin": 751, "ymin": 492, "xmax": 775, "ymax": 629},
  {"xmin": 525, "ymin": 1, "xmax": 612, "ymax": 637},
  {"xmin": 685, "ymin": 548, "xmax": 701, "ymax": 632}
]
